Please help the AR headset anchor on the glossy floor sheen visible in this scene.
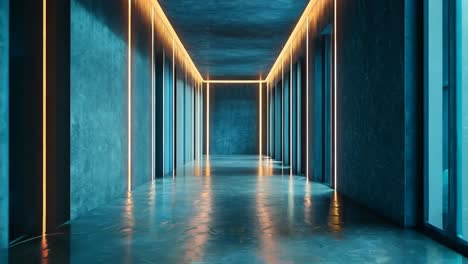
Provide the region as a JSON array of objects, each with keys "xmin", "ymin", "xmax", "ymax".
[{"xmin": 2, "ymin": 156, "xmax": 467, "ymax": 263}]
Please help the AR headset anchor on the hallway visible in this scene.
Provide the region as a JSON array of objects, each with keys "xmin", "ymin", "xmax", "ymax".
[
  {"xmin": 2, "ymin": 0, "xmax": 468, "ymax": 261},
  {"xmin": 4, "ymin": 156, "xmax": 465, "ymax": 263}
]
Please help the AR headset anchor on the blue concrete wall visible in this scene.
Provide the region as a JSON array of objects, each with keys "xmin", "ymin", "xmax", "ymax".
[
  {"xmin": 163, "ymin": 56, "xmax": 174, "ymax": 175},
  {"xmin": 0, "ymin": 0, "xmax": 8, "ymax": 249},
  {"xmin": 336, "ymin": 0, "xmax": 421, "ymax": 226},
  {"xmin": 283, "ymin": 75, "xmax": 290, "ymax": 165},
  {"xmin": 71, "ymin": 0, "xmax": 128, "ymax": 219},
  {"xmin": 184, "ymin": 80, "xmax": 194, "ymax": 162},
  {"xmin": 71, "ymin": 0, "xmax": 156, "ymax": 218},
  {"xmin": 267, "ymin": 0, "xmax": 422, "ymax": 226},
  {"xmin": 132, "ymin": 4, "xmax": 152, "ymax": 186},
  {"xmin": 210, "ymin": 84, "xmax": 258, "ymax": 155},
  {"xmin": 176, "ymin": 71, "xmax": 185, "ymax": 168}
]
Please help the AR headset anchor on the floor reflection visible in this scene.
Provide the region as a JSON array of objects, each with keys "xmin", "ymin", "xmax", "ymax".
[
  {"xmin": 123, "ymin": 192, "xmax": 134, "ymax": 263},
  {"xmin": 256, "ymin": 160, "xmax": 279, "ymax": 264},
  {"xmin": 183, "ymin": 166, "xmax": 212, "ymax": 263},
  {"xmin": 41, "ymin": 236, "xmax": 48, "ymax": 264},
  {"xmin": 5, "ymin": 155, "xmax": 467, "ymax": 263},
  {"xmin": 304, "ymin": 179, "xmax": 312, "ymax": 225},
  {"xmin": 328, "ymin": 191, "xmax": 342, "ymax": 233}
]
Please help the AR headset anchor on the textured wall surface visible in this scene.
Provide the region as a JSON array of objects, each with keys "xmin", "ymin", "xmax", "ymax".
[
  {"xmin": 338, "ymin": 0, "xmax": 405, "ymax": 223},
  {"xmin": 336, "ymin": 0, "xmax": 420, "ymax": 226},
  {"xmin": 184, "ymin": 81, "xmax": 194, "ymax": 163},
  {"xmin": 0, "ymin": 0, "xmax": 8, "ymax": 248},
  {"xmin": 176, "ymin": 73, "xmax": 185, "ymax": 168},
  {"xmin": 132, "ymin": 5, "xmax": 152, "ymax": 187},
  {"xmin": 210, "ymin": 84, "xmax": 258, "ymax": 155},
  {"xmin": 71, "ymin": 0, "xmax": 127, "ymax": 219}
]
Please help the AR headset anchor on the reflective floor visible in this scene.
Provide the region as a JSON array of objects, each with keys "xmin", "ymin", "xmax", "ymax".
[{"xmin": 2, "ymin": 156, "xmax": 467, "ymax": 263}]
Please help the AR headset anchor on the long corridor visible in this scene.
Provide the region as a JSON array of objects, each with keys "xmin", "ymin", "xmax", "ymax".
[{"xmin": 4, "ymin": 156, "xmax": 465, "ymax": 263}]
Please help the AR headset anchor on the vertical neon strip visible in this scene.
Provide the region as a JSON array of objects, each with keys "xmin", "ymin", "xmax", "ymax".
[
  {"xmin": 290, "ymin": 47, "xmax": 292, "ymax": 174},
  {"xmin": 200, "ymin": 82, "xmax": 203, "ymax": 159},
  {"xmin": 200, "ymin": 82, "xmax": 202, "ymax": 159},
  {"xmin": 206, "ymin": 81, "xmax": 210, "ymax": 156},
  {"xmin": 151, "ymin": 7, "xmax": 155, "ymax": 182},
  {"xmin": 267, "ymin": 82, "xmax": 269, "ymax": 157},
  {"xmin": 197, "ymin": 82, "xmax": 199, "ymax": 159},
  {"xmin": 42, "ymin": 0, "xmax": 47, "ymax": 236},
  {"xmin": 127, "ymin": 0, "xmax": 132, "ymax": 192},
  {"xmin": 306, "ymin": 16, "xmax": 309, "ymax": 180},
  {"xmin": 172, "ymin": 39, "xmax": 175, "ymax": 177},
  {"xmin": 259, "ymin": 78, "xmax": 262, "ymax": 157},
  {"xmin": 334, "ymin": 0, "xmax": 338, "ymax": 189},
  {"xmin": 198, "ymin": 82, "xmax": 201, "ymax": 159}
]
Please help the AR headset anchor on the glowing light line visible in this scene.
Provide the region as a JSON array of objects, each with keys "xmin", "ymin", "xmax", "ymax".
[
  {"xmin": 306, "ymin": 16, "xmax": 309, "ymax": 180},
  {"xmin": 265, "ymin": 0, "xmax": 320, "ymax": 83},
  {"xmin": 149, "ymin": 0, "xmax": 203, "ymax": 82},
  {"xmin": 42, "ymin": 0, "xmax": 47, "ymax": 235},
  {"xmin": 127, "ymin": 0, "xmax": 132, "ymax": 192},
  {"xmin": 204, "ymin": 80, "xmax": 266, "ymax": 84},
  {"xmin": 259, "ymin": 77, "xmax": 262, "ymax": 157},
  {"xmin": 334, "ymin": 0, "xmax": 338, "ymax": 189},
  {"xmin": 151, "ymin": 7, "xmax": 155, "ymax": 182},
  {"xmin": 267, "ymin": 82, "xmax": 269, "ymax": 157},
  {"xmin": 162, "ymin": 50, "xmax": 165, "ymax": 175},
  {"xmin": 206, "ymin": 81, "xmax": 210, "ymax": 156}
]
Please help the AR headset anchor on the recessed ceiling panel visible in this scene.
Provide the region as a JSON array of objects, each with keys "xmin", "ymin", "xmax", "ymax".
[{"xmin": 158, "ymin": 0, "xmax": 309, "ymax": 79}]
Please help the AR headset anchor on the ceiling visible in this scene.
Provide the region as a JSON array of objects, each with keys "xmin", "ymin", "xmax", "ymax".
[{"xmin": 158, "ymin": 0, "xmax": 309, "ymax": 79}]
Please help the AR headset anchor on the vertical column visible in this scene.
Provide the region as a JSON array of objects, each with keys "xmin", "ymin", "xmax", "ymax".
[
  {"xmin": 290, "ymin": 47, "xmax": 293, "ymax": 173},
  {"xmin": 45, "ymin": 0, "xmax": 71, "ymax": 233},
  {"xmin": 155, "ymin": 44, "xmax": 165, "ymax": 178},
  {"xmin": 172, "ymin": 39, "xmax": 175, "ymax": 176},
  {"xmin": 9, "ymin": 0, "xmax": 70, "ymax": 240},
  {"xmin": 282, "ymin": 60, "xmax": 284, "ymax": 163},
  {"xmin": 424, "ymin": 0, "xmax": 444, "ymax": 228},
  {"xmin": 0, "ymin": 0, "xmax": 9, "ymax": 249}
]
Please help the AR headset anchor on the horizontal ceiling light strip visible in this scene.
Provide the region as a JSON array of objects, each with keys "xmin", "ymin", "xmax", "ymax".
[
  {"xmin": 150, "ymin": 0, "xmax": 203, "ymax": 82},
  {"xmin": 146, "ymin": 1, "xmax": 325, "ymax": 84},
  {"xmin": 205, "ymin": 80, "xmax": 267, "ymax": 84},
  {"xmin": 265, "ymin": 0, "xmax": 320, "ymax": 83}
]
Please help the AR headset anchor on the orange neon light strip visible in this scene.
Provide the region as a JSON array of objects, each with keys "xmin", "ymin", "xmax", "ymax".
[
  {"xmin": 42, "ymin": 0, "xmax": 47, "ymax": 235},
  {"xmin": 162, "ymin": 49, "xmax": 165, "ymax": 174},
  {"xmin": 151, "ymin": 7, "xmax": 155, "ymax": 182},
  {"xmin": 259, "ymin": 77, "xmax": 262, "ymax": 156},
  {"xmin": 204, "ymin": 80, "xmax": 266, "ymax": 84},
  {"xmin": 334, "ymin": 0, "xmax": 338, "ymax": 189},
  {"xmin": 266, "ymin": 82, "xmax": 269, "ymax": 157},
  {"xmin": 206, "ymin": 81, "xmax": 210, "ymax": 156},
  {"xmin": 127, "ymin": 0, "xmax": 132, "ymax": 192},
  {"xmin": 265, "ymin": 0, "xmax": 320, "ymax": 83},
  {"xmin": 306, "ymin": 16, "xmax": 309, "ymax": 180},
  {"xmin": 149, "ymin": 0, "xmax": 203, "ymax": 82}
]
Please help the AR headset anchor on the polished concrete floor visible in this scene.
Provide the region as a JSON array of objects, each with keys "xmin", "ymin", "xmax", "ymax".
[{"xmin": 2, "ymin": 156, "xmax": 467, "ymax": 263}]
